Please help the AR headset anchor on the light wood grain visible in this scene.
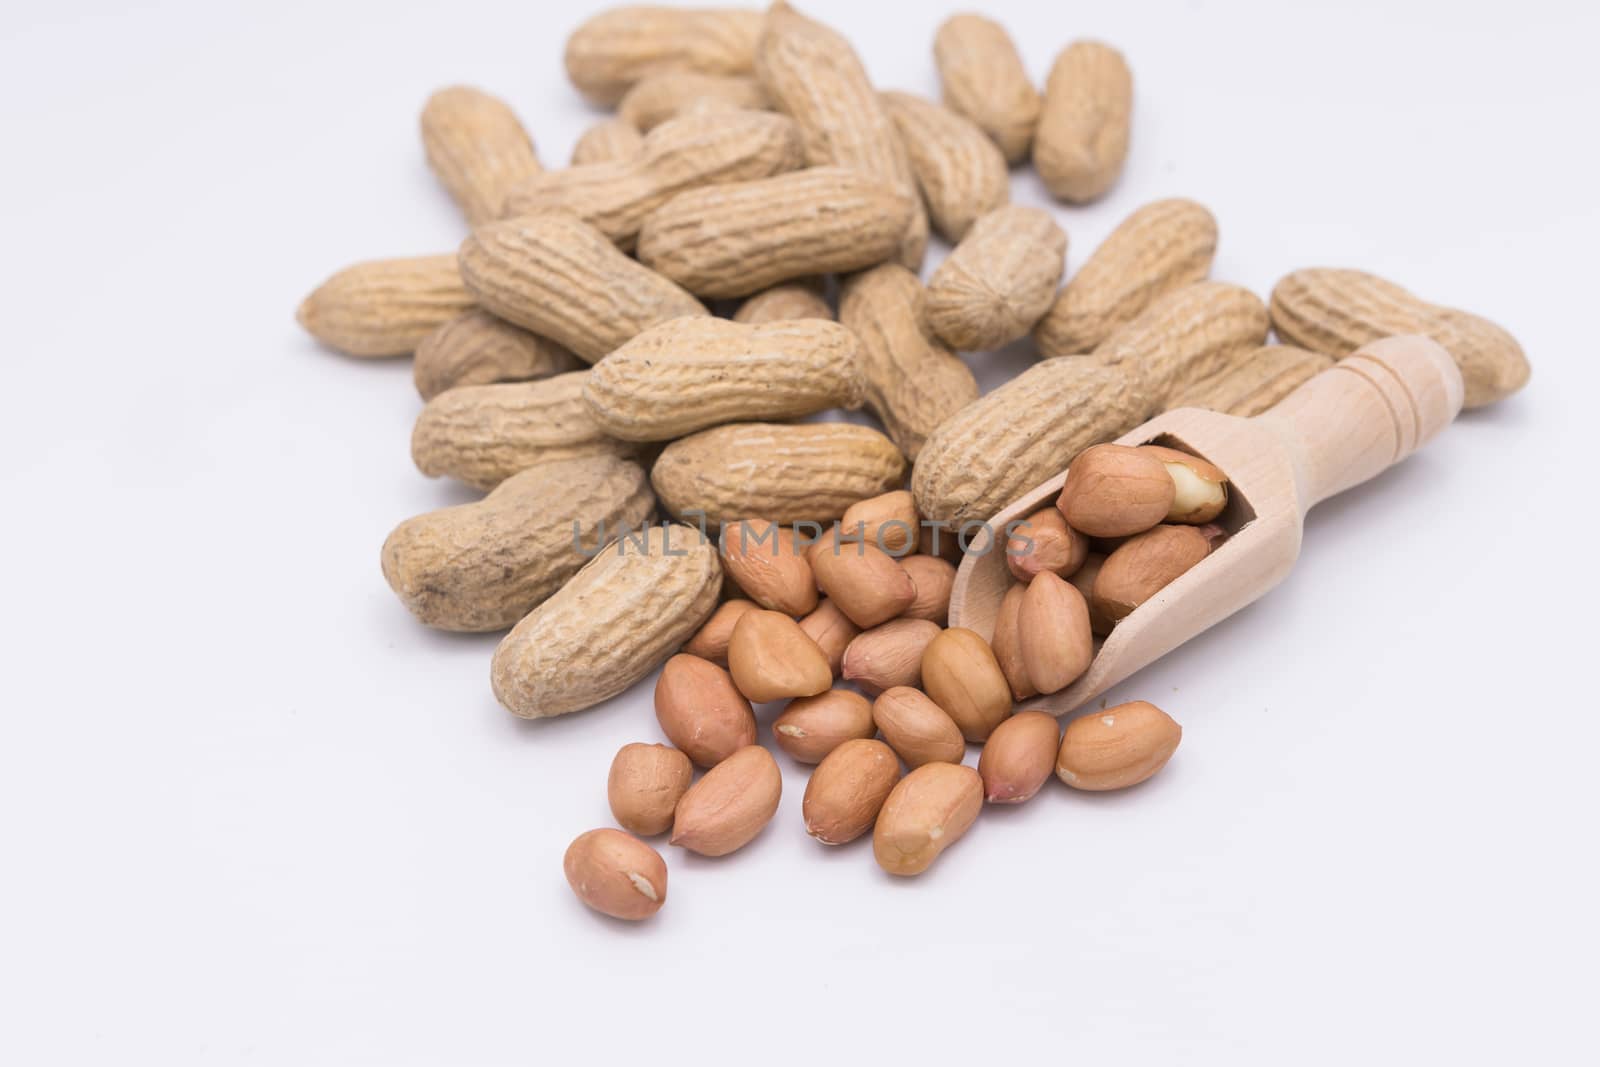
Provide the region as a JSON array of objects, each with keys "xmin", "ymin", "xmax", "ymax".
[{"xmin": 949, "ymin": 335, "xmax": 1464, "ymax": 716}]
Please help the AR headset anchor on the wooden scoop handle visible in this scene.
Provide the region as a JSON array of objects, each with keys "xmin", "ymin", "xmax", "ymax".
[{"xmin": 1260, "ymin": 335, "xmax": 1464, "ymax": 512}]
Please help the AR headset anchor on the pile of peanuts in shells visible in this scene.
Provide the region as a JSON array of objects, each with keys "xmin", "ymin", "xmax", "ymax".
[{"xmin": 296, "ymin": 4, "xmax": 1530, "ymax": 921}]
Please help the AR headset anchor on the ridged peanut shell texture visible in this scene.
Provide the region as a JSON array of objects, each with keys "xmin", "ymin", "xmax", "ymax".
[
  {"xmin": 840, "ymin": 263, "xmax": 979, "ymax": 460},
  {"xmin": 755, "ymin": 1, "xmax": 926, "ymax": 268},
  {"xmin": 881, "ymin": 91, "xmax": 1009, "ymax": 244},
  {"xmin": 381, "ymin": 452, "xmax": 654, "ymax": 633},
  {"xmin": 1034, "ymin": 40, "xmax": 1132, "ymax": 204},
  {"xmin": 1171, "ymin": 344, "xmax": 1333, "ymax": 417},
  {"xmin": 1269, "ymin": 268, "xmax": 1529, "ymax": 408},
  {"xmin": 734, "ymin": 280, "xmax": 833, "ymax": 324},
  {"xmin": 1090, "ymin": 281, "xmax": 1269, "ymax": 394},
  {"xmin": 927, "ymin": 206, "xmax": 1067, "ymax": 352},
  {"xmin": 571, "ymin": 119, "xmax": 645, "ymax": 166},
  {"xmin": 458, "ymin": 212, "xmax": 706, "ymax": 363},
  {"xmin": 411, "ymin": 371, "xmax": 636, "ymax": 491},
  {"xmin": 873, "ymin": 762, "xmax": 984, "ymax": 876},
  {"xmin": 584, "ymin": 317, "xmax": 866, "ymax": 441},
  {"xmin": 912, "ymin": 360, "xmax": 1137, "ymax": 524},
  {"xmin": 297, "ymin": 254, "xmax": 473, "ymax": 358},
  {"xmin": 1035, "ymin": 198, "xmax": 1218, "ymax": 357},
  {"xmin": 619, "ymin": 72, "xmax": 770, "ymax": 130},
  {"xmin": 803, "ymin": 738, "xmax": 902, "ymax": 844},
  {"xmin": 637, "ymin": 167, "xmax": 914, "ymax": 298},
  {"xmin": 502, "ymin": 109, "xmax": 802, "ymax": 246},
  {"xmin": 413, "ymin": 310, "xmax": 582, "ymax": 401},
  {"xmin": 564, "ymin": 828, "xmax": 668, "ymax": 921},
  {"xmin": 933, "ymin": 14, "xmax": 1040, "ymax": 164},
  {"xmin": 420, "ymin": 86, "xmax": 541, "ymax": 226},
  {"xmin": 913, "ymin": 281, "xmax": 1268, "ymax": 526},
  {"xmin": 491, "ymin": 524, "xmax": 722, "ymax": 718},
  {"xmin": 563, "ymin": 6, "xmax": 764, "ymax": 105},
  {"xmin": 652, "ymin": 422, "xmax": 906, "ymax": 529}
]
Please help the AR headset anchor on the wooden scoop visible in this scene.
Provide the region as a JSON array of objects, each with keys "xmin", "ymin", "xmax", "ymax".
[{"xmin": 947, "ymin": 335, "xmax": 1465, "ymax": 715}]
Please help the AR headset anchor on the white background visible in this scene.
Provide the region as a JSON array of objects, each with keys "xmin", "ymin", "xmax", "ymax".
[{"xmin": 3, "ymin": 0, "xmax": 1597, "ymax": 1062}]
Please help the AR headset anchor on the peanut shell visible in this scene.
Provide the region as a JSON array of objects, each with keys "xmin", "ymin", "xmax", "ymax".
[
  {"xmin": 839, "ymin": 263, "xmax": 979, "ymax": 460},
  {"xmin": 381, "ymin": 452, "xmax": 653, "ymax": 632},
  {"xmin": 1170, "ymin": 344, "xmax": 1333, "ymax": 417},
  {"xmin": 933, "ymin": 14, "xmax": 1040, "ymax": 164},
  {"xmin": 881, "ymin": 90, "xmax": 1009, "ymax": 243},
  {"xmin": 420, "ymin": 86, "xmax": 541, "ymax": 226},
  {"xmin": 564, "ymin": 7, "xmax": 763, "ymax": 105},
  {"xmin": 652, "ymin": 421, "xmax": 906, "ymax": 529},
  {"xmin": 1034, "ymin": 199, "xmax": 1217, "ymax": 357},
  {"xmin": 413, "ymin": 310, "xmax": 583, "ymax": 401},
  {"xmin": 411, "ymin": 372, "xmax": 637, "ymax": 491},
  {"xmin": 297, "ymin": 254, "xmax": 473, "ymax": 358},
  {"xmin": 637, "ymin": 167, "xmax": 914, "ymax": 298},
  {"xmin": 733, "ymin": 280, "xmax": 833, "ymax": 324},
  {"xmin": 926, "ymin": 205, "xmax": 1067, "ymax": 351},
  {"xmin": 755, "ymin": 1, "xmax": 927, "ymax": 268},
  {"xmin": 571, "ymin": 119, "xmax": 645, "ymax": 166},
  {"xmin": 457, "ymin": 212, "xmax": 706, "ymax": 363},
  {"xmin": 583, "ymin": 317, "xmax": 866, "ymax": 441},
  {"xmin": 619, "ymin": 72, "xmax": 769, "ymax": 130},
  {"xmin": 490, "ymin": 523, "xmax": 722, "ymax": 717},
  {"xmin": 1034, "ymin": 40, "xmax": 1131, "ymax": 203},
  {"xmin": 1269, "ymin": 267, "xmax": 1529, "ymax": 408},
  {"xmin": 503, "ymin": 109, "xmax": 802, "ymax": 246}
]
